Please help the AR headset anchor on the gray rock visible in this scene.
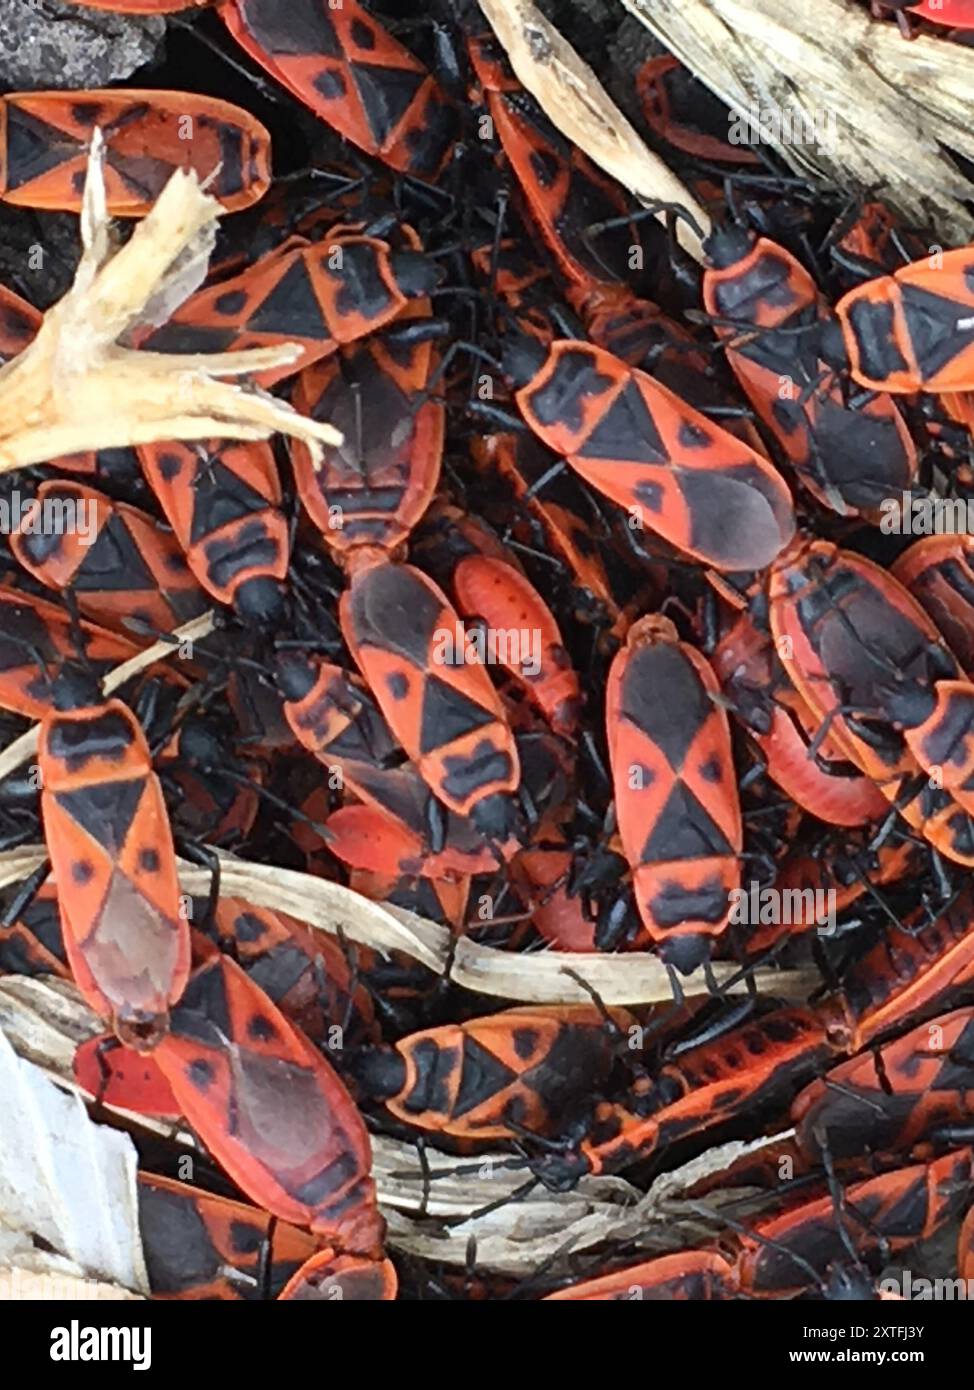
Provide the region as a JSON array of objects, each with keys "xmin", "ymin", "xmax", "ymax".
[{"xmin": 0, "ymin": 0, "xmax": 164, "ymax": 90}]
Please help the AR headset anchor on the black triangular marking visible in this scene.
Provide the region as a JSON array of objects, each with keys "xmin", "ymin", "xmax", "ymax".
[
  {"xmin": 245, "ymin": 0, "xmax": 343, "ymax": 58},
  {"xmin": 575, "ymin": 380, "xmax": 667, "ymax": 463},
  {"xmin": 170, "ymin": 958, "xmax": 232, "ymax": 1044},
  {"xmin": 104, "ymin": 152, "xmax": 165, "ymax": 204},
  {"xmin": 522, "ymin": 1027, "xmax": 603, "ymax": 1108},
  {"xmin": 5, "ymin": 106, "xmax": 72, "ymax": 190},
  {"xmin": 144, "ymin": 323, "xmax": 240, "ymax": 355},
  {"xmin": 901, "ymin": 281, "xmax": 974, "ymax": 383},
  {"xmin": 189, "ymin": 459, "xmax": 268, "ymax": 545},
  {"xmin": 452, "ymin": 1035, "xmax": 517, "ymax": 1118},
  {"xmin": 72, "ymin": 516, "xmax": 154, "ymax": 593},
  {"xmin": 640, "ymin": 782, "xmax": 733, "ymax": 862},
  {"xmin": 350, "ymin": 62, "xmax": 424, "ymax": 147},
  {"xmin": 55, "ymin": 778, "xmax": 145, "ymax": 857},
  {"xmin": 246, "ymin": 256, "xmax": 329, "ymax": 340},
  {"xmin": 419, "ymin": 675, "xmax": 496, "ymax": 755}
]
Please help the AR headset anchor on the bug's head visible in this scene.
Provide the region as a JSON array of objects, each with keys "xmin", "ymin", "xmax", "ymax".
[
  {"xmin": 390, "ymin": 249, "xmax": 444, "ymax": 300},
  {"xmin": 50, "ymin": 662, "xmax": 101, "ymax": 712},
  {"xmin": 658, "ymin": 931, "xmax": 711, "ymax": 975},
  {"xmin": 501, "ymin": 331, "xmax": 547, "ymax": 389},
  {"xmin": 176, "ymin": 717, "xmax": 227, "ymax": 771},
  {"xmin": 346, "ymin": 1045, "xmax": 406, "ymax": 1102},
  {"xmin": 703, "ymin": 223, "xmax": 755, "ymax": 269},
  {"xmin": 274, "ymin": 652, "xmax": 318, "ymax": 703},
  {"xmin": 471, "ymin": 791, "xmax": 526, "ymax": 851},
  {"xmin": 234, "ymin": 576, "xmax": 286, "ymax": 627}
]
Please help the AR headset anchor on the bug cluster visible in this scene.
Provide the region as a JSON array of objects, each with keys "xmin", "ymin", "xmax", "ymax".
[{"xmin": 2, "ymin": 0, "xmax": 974, "ymax": 1302}]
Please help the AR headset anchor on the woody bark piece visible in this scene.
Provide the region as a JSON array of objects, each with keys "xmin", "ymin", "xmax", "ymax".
[
  {"xmin": 478, "ymin": 0, "xmax": 710, "ymax": 261},
  {"xmin": 619, "ymin": 0, "xmax": 974, "ymax": 243},
  {"xmin": 0, "ymin": 134, "xmax": 342, "ymax": 473}
]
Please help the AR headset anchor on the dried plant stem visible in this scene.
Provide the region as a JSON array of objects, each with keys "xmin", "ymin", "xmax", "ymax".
[
  {"xmin": 0, "ymin": 844, "xmax": 812, "ymax": 1005},
  {"xmin": 478, "ymin": 0, "xmax": 710, "ymax": 260}
]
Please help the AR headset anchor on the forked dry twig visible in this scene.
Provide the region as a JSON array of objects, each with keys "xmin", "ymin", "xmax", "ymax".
[{"xmin": 0, "ymin": 132, "xmax": 342, "ymax": 472}]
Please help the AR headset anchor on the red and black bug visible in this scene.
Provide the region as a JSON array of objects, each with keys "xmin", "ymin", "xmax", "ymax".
[
  {"xmin": 635, "ymin": 56, "xmax": 760, "ymax": 167},
  {"xmin": 38, "ymin": 669, "xmax": 189, "ymax": 1050},
  {"xmin": 545, "ymin": 1149, "xmax": 973, "ymax": 1299},
  {"xmin": 350, "ymin": 1004, "xmax": 634, "ymax": 1142},
  {"xmin": 450, "ymin": 555, "xmax": 581, "ymax": 740},
  {"xmin": 10, "ymin": 480, "xmax": 209, "ymax": 636},
  {"xmin": 791, "ymin": 1007, "xmax": 974, "ymax": 1161},
  {"xmin": 195, "ymin": 896, "xmax": 378, "ymax": 1046},
  {"xmin": 506, "ymin": 335, "xmax": 796, "ymax": 572},
  {"xmin": 606, "ymin": 613, "xmax": 742, "ymax": 970},
  {"xmin": 464, "ymin": 26, "xmax": 656, "ymax": 292},
  {"xmin": 276, "ymin": 653, "xmax": 500, "ymax": 879},
  {"xmin": 766, "ymin": 834, "xmax": 921, "ymax": 952},
  {"xmin": 825, "ymin": 244, "xmax": 974, "ymax": 394},
  {"xmin": 289, "ymin": 302, "xmax": 445, "ymax": 564},
  {"xmin": 409, "ymin": 498, "xmax": 584, "ymax": 744},
  {"xmin": 73, "ymin": 893, "xmax": 379, "ymax": 1114},
  {"xmin": 338, "ymin": 562, "xmax": 524, "ymax": 856},
  {"xmin": 55, "ymin": 0, "xmax": 446, "ymax": 192},
  {"xmin": 470, "ymin": 430, "xmax": 630, "ymax": 638},
  {"xmin": 151, "ymin": 952, "xmax": 386, "ymax": 1257},
  {"xmin": 136, "ymin": 439, "xmax": 289, "ymax": 625},
  {"xmin": 0, "ymin": 88, "xmax": 270, "ymax": 215},
  {"xmin": 138, "ymin": 1172, "xmax": 320, "ymax": 1300},
  {"xmin": 219, "ymin": 0, "xmax": 455, "ymax": 178},
  {"xmin": 731, "ymin": 1150, "xmax": 972, "ymax": 1299},
  {"xmin": 702, "ymin": 226, "xmax": 916, "ymax": 517},
  {"xmin": 768, "ymin": 539, "xmax": 974, "ymax": 866},
  {"xmin": 891, "ymin": 534, "xmax": 974, "ymax": 679},
  {"xmin": 571, "ymin": 887, "xmax": 974, "ymax": 1182},
  {"xmin": 581, "ymin": 1006, "xmax": 833, "ymax": 1177},
  {"xmin": 0, "ymin": 587, "xmax": 144, "ymax": 719},
  {"xmin": 711, "ymin": 610, "xmax": 889, "ymax": 827},
  {"xmin": 824, "ymin": 887, "xmax": 974, "ymax": 1052},
  {"xmin": 142, "ymin": 233, "xmax": 442, "ymax": 388}
]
